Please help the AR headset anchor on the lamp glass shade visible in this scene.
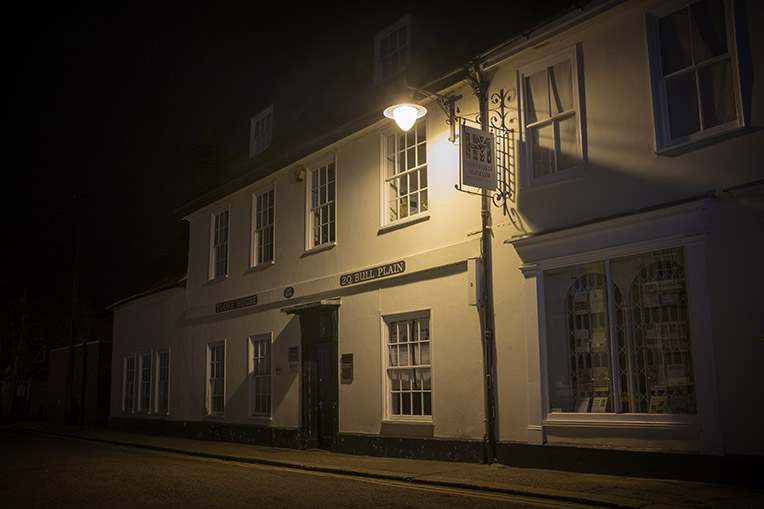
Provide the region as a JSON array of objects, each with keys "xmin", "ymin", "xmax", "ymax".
[{"xmin": 384, "ymin": 103, "xmax": 427, "ymax": 132}]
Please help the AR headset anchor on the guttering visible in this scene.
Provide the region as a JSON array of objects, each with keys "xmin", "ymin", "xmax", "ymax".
[{"xmin": 480, "ymin": 0, "xmax": 624, "ymax": 71}]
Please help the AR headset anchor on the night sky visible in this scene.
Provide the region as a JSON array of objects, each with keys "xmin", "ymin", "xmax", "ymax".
[
  {"xmin": 9, "ymin": 5, "xmax": 371, "ymax": 301},
  {"xmin": 7, "ymin": 2, "xmax": 575, "ymax": 305}
]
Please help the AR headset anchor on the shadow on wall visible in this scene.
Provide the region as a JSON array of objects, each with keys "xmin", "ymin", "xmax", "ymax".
[{"xmin": 225, "ymin": 316, "xmax": 301, "ymax": 426}]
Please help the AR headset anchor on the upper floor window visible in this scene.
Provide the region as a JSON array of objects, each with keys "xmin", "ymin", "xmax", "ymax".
[
  {"xmin": 519, "ymin": 46, "xmax": 584, "ymax": 186},
  {"xmin": 647, "ymin": 0, "xmax": 743, "ymax": 151},
  {"xmin": 307, "ymin": 159, "xmax": 336, "ymax": 249},
  {"xmin": 252, "ymin": 187, "xmax": 275, "ymax": 266},
  {"xmin": 210, "ymin": 209, "xmax": 229, "ymax": 279},
  {"xmin": 374, "ymin": 15, "xmax": 410, "ymax": 85},
  {"xmin": 250, "ymin": 105, "xmax": 273, "ymax": 157},
  {"xmin": 382, "ymin": 121, "xmax": 428, "ymax": 225}
]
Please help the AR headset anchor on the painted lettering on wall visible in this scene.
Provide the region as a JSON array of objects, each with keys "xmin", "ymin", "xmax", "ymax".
[
  {"xmin": 215, "ymin": 294, "xmax": 258, "ymax": 313},
  {"xmin": 339, "ymin": 261, "xmax": 406, "ymax": 286}
]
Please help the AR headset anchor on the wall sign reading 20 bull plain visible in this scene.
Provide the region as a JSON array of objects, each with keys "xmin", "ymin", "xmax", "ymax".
[{"xmin": 340, "ymin": 261, "xmax": 406, "ymax": 287}]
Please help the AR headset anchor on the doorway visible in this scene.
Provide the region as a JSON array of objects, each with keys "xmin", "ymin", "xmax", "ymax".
[{"xmin": 299, "ymin": 307, "xmax": 338, "ymax": 450}]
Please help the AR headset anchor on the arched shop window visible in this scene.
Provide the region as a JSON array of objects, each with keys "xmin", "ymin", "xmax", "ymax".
[
  {"xmin": 544, "ymin": 247, "xmax": 696, "ymax": 414},
  {"xmin": 628, "ymin": 254, "xmax": 695, "ymax": 414}
]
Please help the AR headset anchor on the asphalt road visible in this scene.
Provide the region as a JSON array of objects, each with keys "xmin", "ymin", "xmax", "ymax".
[{"xmin": 0, "ymin": 427, "xmax": 602, "ymax": 508}]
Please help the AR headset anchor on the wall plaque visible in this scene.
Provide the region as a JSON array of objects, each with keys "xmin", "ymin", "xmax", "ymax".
[
  {"xmin": 288, "ymin": 346, "xmax": 299, "ymax": 374},
  {"xmin": 340, "ymin": 353, "xmax": 354, "ymax": 384},
  {"xmin": 339, "ymin": 261, "xmax": 406, "ymax": 287},
  {"xmin": 215, "ymin": 294, "xmax": 257, "ymax": 313}
]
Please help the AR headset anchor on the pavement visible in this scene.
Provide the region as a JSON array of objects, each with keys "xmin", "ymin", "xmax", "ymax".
[{"xmin": 6, "ymin": 421, "xmax": 764, "ymax": 508}]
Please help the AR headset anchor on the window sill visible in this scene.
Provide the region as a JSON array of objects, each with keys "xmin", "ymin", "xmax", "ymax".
[
  {"xmin": 655, "ymin": 124, "xmax": 748, "ymax": 156},
  {"xmin": 378, "ymin": 212, "xmax": 430, "ymax": 235},
  {"xmin": 522, "ymin": 164, "xmax": 585, "ymax": 190},
  {"xmin": 204, "ymin": 413, "xmax": 225, "ymax": 419},
  {"xmin": 205, "ymin": 275, "xmax": 228, "ymax": 287},
  {"xmin": 245, "ymin": 260, "xmax": 274, "ymax": 274},
  {"xmin": 301, "ymin": 241, "xmax": 336, "ymax": 257},
  {"xmin": 248, "ymin": 415, "xmax": 272, "ymax": 423},
  {"xmin": 380, "ymin": 419, "xmax": 434, "ymax": 437},
  {"xmin": 543, "ymin": 412, "xmax": 699, "ymax": 429}
]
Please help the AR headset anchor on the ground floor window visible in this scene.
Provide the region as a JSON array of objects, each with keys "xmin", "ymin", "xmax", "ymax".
[
  {"xmin": 385, "ymin": 312, "xmax": 431, "ymax": 418},
  {"xmin": 122, "ymin": 355, "xmax": 135, "ymax": 412},
  {"xmin": 544, "ymin": 247, "xmax": 696, "ymax": 414},
  {"xmin": 206, "ymin": 342, "xmax": 225, "ymax": 414},
  {"xmin": 139, "ymin": 353, "xmax": 151, "ymax": 413},
  {"xmin": 249, "ymin": 334, "xmax": 272, "ymax": 416},
  {"xmin": 155, "ymin": 350, "xmax": 170, "ymax": 414}
]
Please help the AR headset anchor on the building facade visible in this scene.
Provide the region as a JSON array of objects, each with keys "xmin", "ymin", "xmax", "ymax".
[{"xmin": 110, "ymin": 0, "xmax": 763, "ymax": 478}]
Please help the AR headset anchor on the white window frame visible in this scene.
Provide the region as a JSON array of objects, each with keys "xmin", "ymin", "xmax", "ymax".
[
  {"xmin": 250, "ymin": 105, "xmax": 274, "ymax": 157},
  {"xmin": 646, "ymin": 0, "xmax": 744, "ymax": 152},
  {"xmin": 518, "ymin": 45, "xmax": 585, "ymax": 187},
  {"xmin": 248, "ymin": 333, "xmax": 272, "ymax": 417},
  {"xmin": 305, "ymin": 156, "xmax": 337, "ymax": 251},
  {"xmin": 209, "ymin": 207, "xmax": 230, "ymax": 280},
  {"xmin": 251, "ymin": 186, "xmax": 275, "ymax": 268},
  {"xmin": 513, "ymin": 199, "xmax": 723, "ymax": 454},
  {"xmin": 382, "ymin": 310, "xmax": 432, "ymax": 422},
  {"xmin": 205, "ymin": 341, "xmax": 226, "ymax": 416},
  {"xmin": 122, "ymin": 355, "xmax": 136, "ymax": 413},
  {"xmin": 154, "ymin": 349, "xmax": 170, "ymax": 415},
  {"xmin": 374, "ymin": 15, "xmax": 411, "ymax": 85},
  {"xmin": 380, "ymin": 120, "xmax": 429, "ymax": 229},
  {"xmin": 138, "ymin": 352, "xmax": 152, "ymax": 414}
]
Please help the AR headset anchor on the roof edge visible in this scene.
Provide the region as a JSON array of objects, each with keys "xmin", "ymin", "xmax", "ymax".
[{"xmin": 107, "ymin": 274, "xmax": 188, "ymax": 310}]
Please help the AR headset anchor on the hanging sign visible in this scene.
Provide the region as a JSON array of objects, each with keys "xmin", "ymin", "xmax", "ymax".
[{"xmin": 460, "ymin": 124, "xmax": 496, "ymax": 191}]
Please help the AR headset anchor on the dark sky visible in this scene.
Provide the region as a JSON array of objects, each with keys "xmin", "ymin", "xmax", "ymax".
[
  {"xmin": 7, "ymin": 2, "xmax": 575, "ymax": 302},
  {"xmin": 9, "ymin": 5, "xmax": 366, "ymax": 300}
]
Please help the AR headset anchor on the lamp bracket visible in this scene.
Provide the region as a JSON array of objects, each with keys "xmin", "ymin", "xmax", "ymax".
[{"xmin": 402, "ymin": 77, "xmax": 462, "ymax": 142}]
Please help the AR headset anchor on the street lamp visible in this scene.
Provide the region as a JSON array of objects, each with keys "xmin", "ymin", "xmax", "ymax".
[
  {"xmin": 383, "ymin": 78, "xmax": 462, "ymax": 142},
  {"xmin": 383, "ymin": 103, "xmax": 427, "ymax": 132}
]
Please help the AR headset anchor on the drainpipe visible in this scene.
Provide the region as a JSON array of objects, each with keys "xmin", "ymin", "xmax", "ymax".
[{"xmin": 471, "ymin": 63, "xmax": 497, "ymax": 463}]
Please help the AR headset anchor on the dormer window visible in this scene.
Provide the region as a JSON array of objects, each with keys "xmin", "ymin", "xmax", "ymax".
[
  {"xmin": 374, "ymin": 15, "xmax": 411, "ymax": 85},
  {"xmin": 250, "ymin": 105, "xmax": 274, "ymax": 158}
]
